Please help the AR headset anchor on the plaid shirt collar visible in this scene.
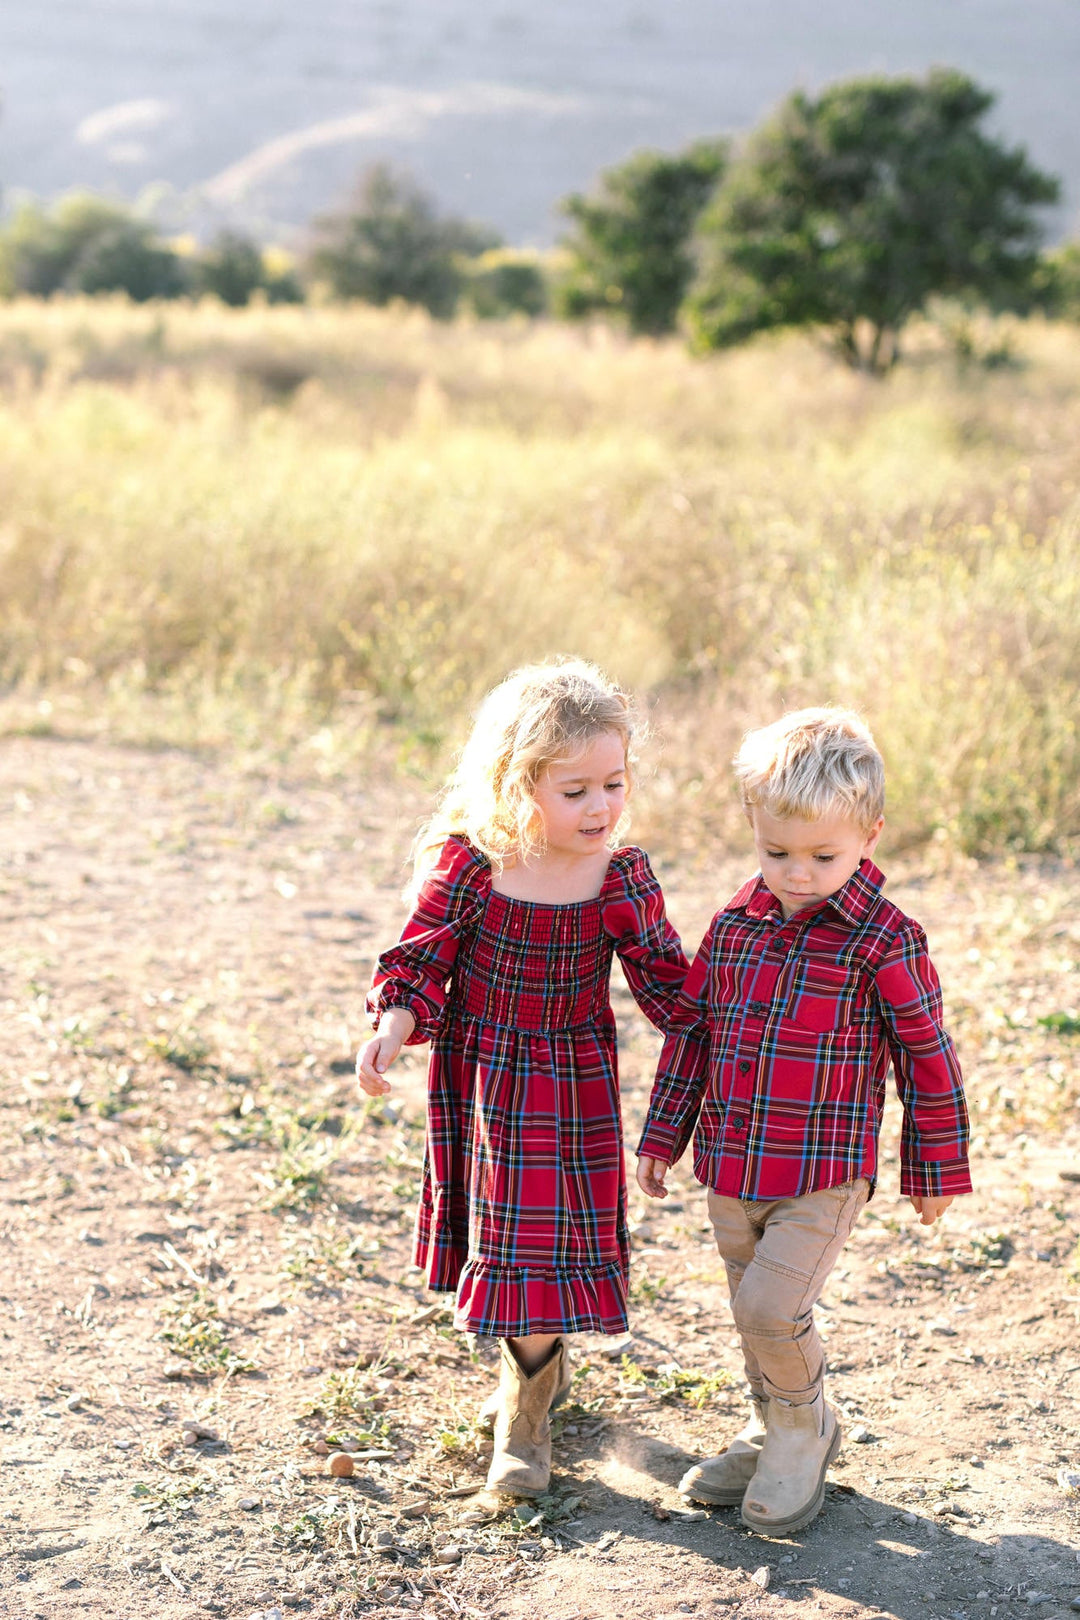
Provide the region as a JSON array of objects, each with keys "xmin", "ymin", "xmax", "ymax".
[{"xmin": 727, "ymin": 858, "xmax": 887, "ymax": 929}]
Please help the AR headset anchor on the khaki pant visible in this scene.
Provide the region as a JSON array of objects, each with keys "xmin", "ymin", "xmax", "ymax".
[{"xmin": 707, "ymin": 1179, "xmax": 870, "ymax": 1406}]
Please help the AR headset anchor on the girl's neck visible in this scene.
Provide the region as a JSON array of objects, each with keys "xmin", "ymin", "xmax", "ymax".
[{"xmin": 490, "ymin": 846, "xmax": 614, "ymax": 904}]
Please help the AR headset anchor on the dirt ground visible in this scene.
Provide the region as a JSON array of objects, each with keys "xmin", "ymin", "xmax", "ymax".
[{"xmin": 1, "ymin": 734, "xmax": 1079, "ymax": 1620}]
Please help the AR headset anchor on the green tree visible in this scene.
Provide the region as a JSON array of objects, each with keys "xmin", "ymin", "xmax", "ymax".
[
  {"xmin": 0, "ymin": 194, "xmax": 187, "ymax": 300},
  {"xmin": 557, "ymin": 140, "xmax": 728, "ymax": 335},
  {"xmin": 1029, "ymin": 241, "xmax": 1080, "ymax": 320},
  {"xmin": 459, "ymin": 249, "xmax": 548, "ymax": 318},
  {"xmin": 689, "ymin": 71, "xmax": 1060, "ymax": 372},
  {"xmin": 308, "ymin": 164, "xmax": 498, "ymax": 318},
  {"xmin": 191, "ymin": 230, "xmax": 303, "ymax": 307}
]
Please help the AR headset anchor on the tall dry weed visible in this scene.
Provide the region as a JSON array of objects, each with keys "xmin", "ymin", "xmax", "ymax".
[{"xmin": 1, "ymin": 297, "xmax": 1077, "ymax": 856}]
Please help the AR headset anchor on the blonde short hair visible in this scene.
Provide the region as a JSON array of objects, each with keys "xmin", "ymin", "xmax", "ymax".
[
  {"xmin": 412, "ymin": 658, "xmax": 634, "ymax": 885},
  {"xmin": 734, "ymin": 707, "xmax": 885, "ymax": 831}
]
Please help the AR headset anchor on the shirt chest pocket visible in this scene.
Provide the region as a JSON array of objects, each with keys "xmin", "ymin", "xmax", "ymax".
[{"xmin": 785, "ymin": 960, "xmax": 870, "ymax": 1034}]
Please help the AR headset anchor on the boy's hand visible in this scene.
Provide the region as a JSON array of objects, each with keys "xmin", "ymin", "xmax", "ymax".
[
  {"xmin": 909, "ymin": 1194, "xmax": 955, "ymax": 1226},
  {"xmin": 636, "ymin": 1156, "xmax": 670, "ymax": 1199},
  {"xmin": 355, "ymin": 1009, "xmax": 415, "ymax": 1097}
]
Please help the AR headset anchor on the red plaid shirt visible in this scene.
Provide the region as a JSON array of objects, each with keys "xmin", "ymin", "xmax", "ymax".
[{"xmin": 637, "ymin": 860, "xmax": 971, "ymax": 1201}]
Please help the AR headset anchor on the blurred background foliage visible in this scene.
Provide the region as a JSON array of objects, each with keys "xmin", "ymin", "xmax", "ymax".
[{"xmin": 0, "ymin": 296, "xmax": 1077, "ymax": 862}]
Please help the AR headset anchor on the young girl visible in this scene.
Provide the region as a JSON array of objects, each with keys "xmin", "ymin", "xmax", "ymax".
[{"xmin": 356, "ymin": 659, "xmax": 687, "ymax": 1499}]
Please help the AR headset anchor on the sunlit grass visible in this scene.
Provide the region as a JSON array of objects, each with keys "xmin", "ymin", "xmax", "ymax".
[{"xmin": 1, "ymin": 296, "xmax": 1078, "ymax": 855}]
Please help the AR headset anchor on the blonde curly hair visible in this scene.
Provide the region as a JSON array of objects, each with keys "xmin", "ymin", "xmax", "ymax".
[{"xmin": 411, "ymin": 658, "xmax": 635, "ymax": 887}]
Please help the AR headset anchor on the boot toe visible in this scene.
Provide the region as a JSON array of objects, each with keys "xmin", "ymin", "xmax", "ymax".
[{"xmin": 679, "ymin": 1453, "xmax": 759, "ymax": 1506}]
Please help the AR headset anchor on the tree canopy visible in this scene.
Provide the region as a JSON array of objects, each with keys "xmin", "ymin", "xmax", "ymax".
[
  {"xmin": 688, "ymin": 71, "xmax": 1060, "ymax": 371},
  {"xmin": 557, "ymin": 140, "xmax": 728, "ymax": 335},
  {"xmin": 0, "ymin": 194, "xmax": 187, "ymax": 301},
  {"xmin": 308, "ymin": 164, "xmax": 499, "ymax": 318}
]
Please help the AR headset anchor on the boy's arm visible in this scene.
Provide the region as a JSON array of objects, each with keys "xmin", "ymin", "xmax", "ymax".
[
  {"xmin": 874, "ymin": 920, "xmax": 972, "ymax": 1201},
  {"xmin": 635, "ymin": 925, "xmax": 715, "ymax": 1172}
]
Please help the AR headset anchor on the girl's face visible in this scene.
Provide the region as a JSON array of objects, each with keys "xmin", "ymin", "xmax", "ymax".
[{"xmin": 531, "ymin": 731, "xmax": 628, "ymax": 862}]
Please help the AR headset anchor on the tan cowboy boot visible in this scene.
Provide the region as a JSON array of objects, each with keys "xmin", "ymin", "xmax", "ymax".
[
  {"xmin": 485, "ymin": 1339, "xmax": 568, "ymax": 1497},
  {"xmin": 477, "ymin": 1341, "xmax": 572, "ymax": 1434},
  {"xmin": 741, "ymin": 1392, "xmax": 841, "ymax": 1536},
  {"xmin": 679, "ymin": 1395, "xmax": 769, "ymax": 1506}
]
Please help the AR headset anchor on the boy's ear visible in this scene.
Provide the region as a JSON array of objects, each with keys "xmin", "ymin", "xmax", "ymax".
[{"xmin": 862, "ymin": 815, "xmax": 885, "ymax": 856}]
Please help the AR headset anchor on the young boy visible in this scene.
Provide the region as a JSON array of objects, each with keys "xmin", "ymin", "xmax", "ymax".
[{"xmin": 636, "ymin": 708, "xmax": 971, "ymax": 1537}]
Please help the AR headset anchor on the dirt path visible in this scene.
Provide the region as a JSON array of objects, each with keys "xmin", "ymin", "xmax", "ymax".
[{"xmin": 1, "ymin": 736, "xmax": 1078, "ymax": 1620}]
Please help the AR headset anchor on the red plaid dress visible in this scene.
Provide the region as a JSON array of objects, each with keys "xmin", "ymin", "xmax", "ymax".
[{"xmin": 367, "ymin": 835, "xmax": 688, "ymax": 1337}]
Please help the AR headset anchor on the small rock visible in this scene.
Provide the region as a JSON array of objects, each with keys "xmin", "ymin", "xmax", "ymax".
[
  {"xmin": 337, "ymin": 1436, "xmax": 361, "ymax": 1453},
  {"xmin": 1025, "ymin": 1594, "xmax": 1053, "ymax": 1606},
  {"xmin": 115, "ymin": 1438, "xmax": 134, "ymax": 1451},
  {"xmin": 238, "ymin": 1497, "xmax": 260, "ymax": 1511},
  {"xmin": 969, "ymin": 1455, "xmax": 984, "ymax": 1468},
  {"xmin": 751, "ymin": 1566, "xmax": 771, "ymax": 1589},
  {"xmin": 849, "ymin": 1424, "xmax": 873, "ymax": 1444},
  {"xmin": 436, "ymin": 1545, "xmax": 462, "ymax": 1565},
  {"xmin": 162, "ymin": 1360, "xmax": 189, "ymax": 1380},
  {"xmin": 900, "ymin": 1512, "xmax": 919, "ymax": 1525},
  {"xmin": 328, "ymin": 1451, "xmax": 354, "ymax": 1477},
  {"xmin": 311, "ymin": 1438, "xmax": 330, "ymax": 1457},
  {"xmin": 410, "ymin": 1305, "xmax": 442, "ymax": 1325},
  {"xmin": 181, "ymin": 1429, "xmax": 200, "ymax": 1447},
  {"xmin": 1057, "ymin": 1468, "xmax": 1080, "ymax": 1497},
  {"xmin": 182, "ymin": 1420, "xmax": 219, "ymax": 1441},
  {"xmin": 926, "ymin": 1318, "xmax": 957, "ymax": 1337},
  {"xmin": 1070, "ymin": 1598, "xmax": 1080, "ymax": 1612},
  {"xmin": 65, "ymin": 1394, "xmax": 83, "ymax": 1412},
  {"xmin": 400, "ymin": 1499, "xmax": 431, "ymax": 1518}
]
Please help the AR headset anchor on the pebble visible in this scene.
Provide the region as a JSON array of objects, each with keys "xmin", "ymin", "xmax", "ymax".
[
  {"xmin": 181, "ymin": 1429, "xmax": 200, "ymax": 1448},
  {"xmin": 114, "ymin": 1439, "xmax": 134, "ymax": 1450},
  {"xmin": 435, "ymin": 1545, "xmax": 462, "ymax": 1565},
  {"xmin": 328, "ymin": 1452, "xmax": 355, "ymax": 1477},
  {"xmin": 900, "ymin": 1512, "xmax": 920, "ymax": 1526},
  {"xmin": 65, "ymin": 1394, "xmax": 83, "ymax": 1412},
  {"xmin": 162, "ymin": 1360, "xmax": 188, "ymax": 1380},
  {"xmin": 238, "ymin": 1497, "xmax": 260, "ymax": 1511},
  {"xmin": 1057, "ymin": 1468, "xmax": 1080, "ymax": 1496},
  {"xmin": 751, "ymin": 1566, "xmax": 771, "ymax": 1589},
  {"xmin": 849, "ymin": 1424, "xmax": 872, "ymax": 1444},
  {"xmin": 311, "ymin": 1438, "xmax": 330, "ymax": 1457},
  {"xmin": 337, "ymin": 1437, "xmax": 361, "ymax": 1453},
  {"xmin": 182, "ymin": 1420, "xmax": 219, "ymax": 1441},
  {"xmin": 1071, "ymin": 1598, "xmax": 1080, "ymax": 1612}
]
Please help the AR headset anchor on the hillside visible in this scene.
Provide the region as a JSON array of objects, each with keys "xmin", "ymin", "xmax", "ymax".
[{"xmin": 1, "ymin": 0, "xmax": 1078, "ymax": 244}]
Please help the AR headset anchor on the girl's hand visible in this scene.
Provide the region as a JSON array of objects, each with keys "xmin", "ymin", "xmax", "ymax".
[
  {"xmin": 909, "ymin": 1193, "xmax": 954, "ymax": 1226},
  {"xmin": 355, "ymin": 1009, "xmax": 415, "ymax": 1097},
  {"xmin": 636, "ymin": 1155, "xmax": 670, "ymax": 1199}
]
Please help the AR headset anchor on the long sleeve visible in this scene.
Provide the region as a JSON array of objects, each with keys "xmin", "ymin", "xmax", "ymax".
[
  {"xmin": 601, "ymin": 847, "xmax": 689, "ymax": 1031},
  {"xmin": 635, "ymin": 921, "xmax": 715, "ymax": 1166},
  {"xmin": 873, "ymin": 921, "xmax": 972, "ymax": 1198},
  {"xmin": 366, "ymin": 837, "xmax": 489, "ymax": 1044}
]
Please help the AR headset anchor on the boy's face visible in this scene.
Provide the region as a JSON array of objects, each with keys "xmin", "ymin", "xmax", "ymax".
[{"xmin": 748, "ymin": 806, "xmax": 885, "ymax": 921}]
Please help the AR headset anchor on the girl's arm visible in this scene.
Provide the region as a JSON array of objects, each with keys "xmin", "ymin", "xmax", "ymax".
[
  {"xmin": 356, "ymin": 1007, "xmax": 416, "ymax": 1096},
  {"xmin": 601, "ymin": 848, "xmax": 689, "ymax": 1029},
  {"xmin": 362, "ymin": 837, "xmax": 488, "ymax": 1068},
  {"xmin": 635, "ymin": 922, "xmax": 715, "ymax": 1167}
]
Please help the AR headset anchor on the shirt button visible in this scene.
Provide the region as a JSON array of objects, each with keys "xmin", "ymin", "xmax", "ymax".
[
  {"xmin": 771, "ymin": 937, "xmax": 788, "ymax": 953},
  {"xmin": 738, "ymin": 1060, "xmax": 751, "ymax": 1074},
  {"xmin": 730, "ymin": 1116, "xmax": 746, "ymax": 1132},
  {"xmin": 748, "ymin": 1000, "xmax": 768, "ymax": 1016}
]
